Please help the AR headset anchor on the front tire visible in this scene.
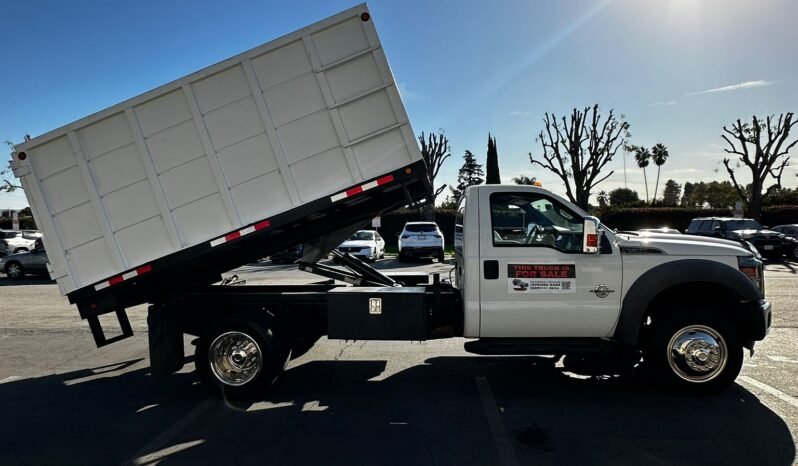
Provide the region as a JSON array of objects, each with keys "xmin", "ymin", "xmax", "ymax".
[
  {"xmin": 5, "ymin": 262, "xmax": 25, "ymax": 279},
  {"xmin": 195, "ymin": 318, "xmax": 291, "ymax": 398},
  {"xmin": 645, "ymin": 311, "xmax": 742, "ymax": 395}
]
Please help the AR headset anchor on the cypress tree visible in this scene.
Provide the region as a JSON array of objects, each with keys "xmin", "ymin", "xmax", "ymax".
[{"xmin": 486, "ymin": 133, "xmax": 501, "ymax": 184}]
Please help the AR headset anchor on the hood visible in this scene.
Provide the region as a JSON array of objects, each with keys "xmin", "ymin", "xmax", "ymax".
[
  {"xmin": 338, "ymin": 240, "xmax": 375, "ymax": 248},
  {"xmin": 617, "ymin": 232, "xmax": 752, "ymax": 256},
  {"xmin": 728, "ymin": 229, "xmax": 782, "ymax": 239}
]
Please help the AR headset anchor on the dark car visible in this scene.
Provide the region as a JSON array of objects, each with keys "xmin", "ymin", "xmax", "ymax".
[
  {"xmin": 0, "ymin": 239, "xmax": 49, "ymax": 279},
  {"xmin": 270, "ymin": 244, "xmax": 303, "ymax": 264},
  {"xmin": 772, "ymin": 225, "xmax": 798, "ymax": 260},
  {"xmin": 685, "ymin": 217, "xmax": 786, "ymax": 258}
]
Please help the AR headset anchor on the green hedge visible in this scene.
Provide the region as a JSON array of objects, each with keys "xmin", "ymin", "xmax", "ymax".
[
  {"xmin": 378, "ymin": 205, "xmax": 798, "ymax": 242},
  {"xmin": 0, "ymin": 216, "xmax": 37, "ymax": 230},
  {"xmin": 596, "ymin": 206, "xmax": 798, "ymax": 231}
]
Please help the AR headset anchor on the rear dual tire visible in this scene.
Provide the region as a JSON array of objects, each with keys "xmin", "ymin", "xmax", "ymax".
[{"xmin": 196, "ymin": 318, "xmax": 291, "ymax": 398}]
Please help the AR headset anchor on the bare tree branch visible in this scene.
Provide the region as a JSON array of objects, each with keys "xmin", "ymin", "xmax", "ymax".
[
  {"xmin": 530, "ymin": 105, "xmax": 628, "ymax": 209},
  {"xmin": 720, "ymin": 112, "xmax": 797, "ymax": 219}
]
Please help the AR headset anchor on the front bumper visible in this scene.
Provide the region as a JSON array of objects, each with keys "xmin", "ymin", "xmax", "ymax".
[{"xmin": 749, "ymin": 299, "xmax": 772, "ymax": 341}]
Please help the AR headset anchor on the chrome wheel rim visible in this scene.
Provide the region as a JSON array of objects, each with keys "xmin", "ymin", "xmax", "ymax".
[
  {"xmin": 208, "ymin": 331, "xmax": 262, "ymax": 387},
  {"xmin": 667, "ymin": 325, "xmax": 727, "ymax": 383},
  {"xmin": 7, "ymin": 264, "xmax": 21, "ymax": 278}
]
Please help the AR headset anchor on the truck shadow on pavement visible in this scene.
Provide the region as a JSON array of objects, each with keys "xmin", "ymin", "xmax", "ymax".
[{"xmin": 0, "ymin": 356, "xmax": 793, "ymax": 465}]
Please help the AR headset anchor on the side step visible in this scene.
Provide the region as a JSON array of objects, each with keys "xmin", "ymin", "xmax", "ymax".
[
  {"xmin": 86, "ymin": 308, "xmax": 134, "ymax": 347},
  {"xmin": 464, "ymin": 338, "xmax": 618, "ymax": 355}
]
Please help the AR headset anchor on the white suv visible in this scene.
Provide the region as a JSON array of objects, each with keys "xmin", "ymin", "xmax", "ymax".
[
  {"xmin": 0, "ymin": 230, "xmax": 39, "ymax": 257},
  {"xmin": 398, "ymin": 222, "xmax": 445, "ymax": 262}
]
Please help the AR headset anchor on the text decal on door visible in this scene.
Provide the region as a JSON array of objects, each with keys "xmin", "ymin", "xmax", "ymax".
[{"xmin": 507, "ymin": 264, "xmax": 576, "ymax": 294}]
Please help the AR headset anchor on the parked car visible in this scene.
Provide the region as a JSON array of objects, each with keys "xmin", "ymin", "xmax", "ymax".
[
  {"xmin": 336, "ymin": 230, "xmax": 385, "ymax": 262},
  {"xmin": 270, "ymin": 244, "xmax": 303, "ymax": 264},
  {"xmin": 772, "ymin": 224, "xmax": 798, "ymax": 239},
  {"xmin": 772, "ymin": 225, "xmax": 798, "ymax": 260},
  {"xmin": 685, "ymin": 217, "xmax": 786, "ymax": 258},
  {"xmin": 637, "ymin": 227, "xmax": 681, "ymax": 234},
  {"xmin": 0, "ymin": 230, "xmax": 39, "ymax": 257},
  {"xmin": 0, "ymin": 238, "xmax": 49, "ymax": 279},
  {"xmin": 398, "ymin": 222, "xmax": 445, "ymax": 262}
]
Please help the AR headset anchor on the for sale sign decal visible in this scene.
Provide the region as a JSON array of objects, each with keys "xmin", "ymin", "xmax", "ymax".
[{"xmin": 507, "ymin": 264, "xmax": 576, "ymax": 294}]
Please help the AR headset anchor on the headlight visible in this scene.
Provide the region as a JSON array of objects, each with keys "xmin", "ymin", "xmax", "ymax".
[{"xmin": 738, "ymin": 255, "xmax": 764, "ymax": 295}]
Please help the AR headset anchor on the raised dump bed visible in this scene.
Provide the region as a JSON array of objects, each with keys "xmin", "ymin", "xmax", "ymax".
[{"xmin": 11, "ymin": 4, "xmax": 428, "ymax": 320}]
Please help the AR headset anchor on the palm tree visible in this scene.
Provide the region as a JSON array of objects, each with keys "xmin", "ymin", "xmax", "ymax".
[
  {"xmin": 651, "ymin": 143, "xmax": 669, "ymax": 202},
  {"xmin": 633, "ymin": 145, "xmax": 652, "ymax": 203}
]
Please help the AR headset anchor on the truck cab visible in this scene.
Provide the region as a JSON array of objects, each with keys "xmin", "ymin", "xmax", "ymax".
[{"xmin": 455, "ymin": 185, "xmax": 772, "ymax": 393}]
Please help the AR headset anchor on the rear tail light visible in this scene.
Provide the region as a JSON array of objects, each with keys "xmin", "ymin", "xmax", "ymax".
[{"xmin": 586, "ymin": 233, "xmax": 598, "ymax": 248}]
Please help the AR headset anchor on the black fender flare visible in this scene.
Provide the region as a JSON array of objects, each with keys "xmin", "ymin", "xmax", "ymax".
[{"xmin": 614, "ymin": 259, "xmax": 762, "ymax": 346}]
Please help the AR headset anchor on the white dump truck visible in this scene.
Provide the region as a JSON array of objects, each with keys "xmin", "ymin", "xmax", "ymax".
[{"xmin": 11, "ymin": 4, "xmax": 771, "ymax": 397}]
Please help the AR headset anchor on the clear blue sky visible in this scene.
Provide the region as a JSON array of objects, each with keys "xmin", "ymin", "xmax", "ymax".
[{"xmin": 2, "ymin": 0, "xmax": 797, "ymax": 210}]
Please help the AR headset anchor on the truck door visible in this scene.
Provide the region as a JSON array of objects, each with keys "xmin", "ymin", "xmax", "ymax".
[{"xmin": 478, "ymin": 189, "xmax": 622, "ymax": 337}]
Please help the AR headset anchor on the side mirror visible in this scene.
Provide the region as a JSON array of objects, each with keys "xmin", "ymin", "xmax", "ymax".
[{"xmin": 583, "ymin": 217, "xmax": 600, "ymax": 254}]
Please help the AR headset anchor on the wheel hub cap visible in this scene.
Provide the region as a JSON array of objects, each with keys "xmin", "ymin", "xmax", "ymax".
[
  {"xmin": 209, "ymin": 331, "xmax": 262, "ymax": 387},
  {"xmin": 667, "ymin": 325, "xmax": 727, "ymax": 383}
]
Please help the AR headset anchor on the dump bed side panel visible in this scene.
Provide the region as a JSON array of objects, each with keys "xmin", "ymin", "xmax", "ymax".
[{"xmin": 12, "ymin": 4, "xmax": 420, "ymax": 296}]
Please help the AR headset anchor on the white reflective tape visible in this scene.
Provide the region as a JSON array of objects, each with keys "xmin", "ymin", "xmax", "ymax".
[
  {"xmin": 95, "ymin": 281, "xmax": 111, "ymax": 291},
  {"xmin": 361, "ymin": 180, "xmax": 378, "ymax": 191},
  {"xmin": 239, "ymin": 226, "xmax": 255, "ymax": 236},
  {"xmin": 122, "ymin": 271, "xmax": 137, "ymax": 280},
  {"xmin": 330, "ymin": 192, "xmax": 348, "ymax": 202},
  {"xmin": 210, "ymin": 237, "xmax": 226, "ymax": 247}
]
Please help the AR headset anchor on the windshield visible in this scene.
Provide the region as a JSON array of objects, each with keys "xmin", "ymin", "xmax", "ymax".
[
  {"xmin": 726, "ymin": 220, "xmax": 762, "ymax": 230},
  {"xmin": 349, "ymin": 231, "xmax": 374, "ymax": 241},
  {"xmin": 405, "ymin": 224, "xmax": 437, "ymax": 233}
]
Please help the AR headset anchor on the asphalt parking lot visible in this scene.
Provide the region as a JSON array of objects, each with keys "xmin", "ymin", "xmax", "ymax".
[{"xmin": 1, "ymin": 257, "xmax": 796, "ymax": 465}]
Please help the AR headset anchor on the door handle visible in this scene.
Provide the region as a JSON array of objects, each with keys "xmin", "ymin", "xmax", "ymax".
[{"xmin": 484, "ymin": 260, "xmax": 499, "ymax": 279}]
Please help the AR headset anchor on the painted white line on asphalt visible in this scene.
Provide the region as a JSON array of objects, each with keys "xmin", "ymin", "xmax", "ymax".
[
  {"xmin": 0, "ymin": 376, "xmax": 21, "ymax": 384},
  {"xmin": 475, "ymin": 377, "xmax": 520, "ymax": 466},
  {"xmin": 124, "ymin": 396, "xmax": 215, "ymax": 466},
  {"xmin": 739, "ymin": 375, "xmax": 798, "ymax": 410}
]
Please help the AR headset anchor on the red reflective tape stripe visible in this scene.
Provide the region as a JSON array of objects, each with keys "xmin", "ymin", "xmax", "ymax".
[
  {"xmin": 224, "ymin": 231, "xmax": 241, "ymax": 242},
  {"xmin": 254, "ymin": 220, "xmax": 270, "ymax": 230},
  {"xmin": 136, "ymin": 264, "xmax": 152, "ymax": 275},
  {"xmin": 345, "ymin": 186, "xmax": 363, "ymax": 197},
  {"xmin": 376, "ymin": 175, "xmax": 394, "ymax": 185},
  {"xmin": 108, "ymin": 276, "xmax": 124, "ymax": 286}
]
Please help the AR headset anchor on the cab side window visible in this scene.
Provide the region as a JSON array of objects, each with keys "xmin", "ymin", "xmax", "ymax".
[{"xmin": 490, "ymin": 192, "xmax": 583, "ymax": 253}]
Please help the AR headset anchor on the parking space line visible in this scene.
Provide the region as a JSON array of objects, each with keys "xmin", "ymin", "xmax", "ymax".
[
  {"xmin": 475, "ymin": 377, "xmax": 520, "ymax": 466},
  {"xmin": 124, "ymin": 396, "xmax": 215, "ymax": 466},
  {"xmin": 739, "ymin": 375, "xmax": 798, "ymax": 410}
]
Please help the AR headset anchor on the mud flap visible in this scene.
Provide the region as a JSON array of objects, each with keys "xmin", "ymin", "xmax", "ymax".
[{"xmin": 147, "ymin": 304, "xmax": 185, "ymax": 379}]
